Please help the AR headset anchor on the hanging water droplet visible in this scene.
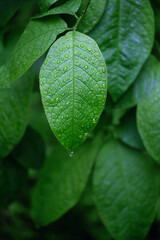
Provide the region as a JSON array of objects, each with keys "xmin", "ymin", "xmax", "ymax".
[
  {"xmin": 84, "ymin": 65, "xmax": 88, "ymax": 69},
  {"xmin": 92, "ymin": 118, "xmax": 96, "ymax": 124},
  {"xmin": 102, "ymin": 83, "xmax": 106, "ymax": 88},
  {"xmin": 65, "ymin": 54, "xmax": 69, "ymax": 58},
  {"xmin": 69, "ymin": 151, "xmax": 74, "ymax": 157},
  {"xmin": 63, "ymin": 66, "xmax": 68, "ymax": 71}
]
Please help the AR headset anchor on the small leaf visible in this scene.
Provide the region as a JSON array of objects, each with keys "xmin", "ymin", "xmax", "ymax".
[
  {"xmin": 137, "ymin": 86, "xmax": 160, "ymax": 164},
  {"xmin": 116, "ymin": 55, "xmax": 160, "ymax": 109},
  {"xmin": 0, "ymin": 156, "xmax": 27, "ymax": 207},
  {"xmin": 93, "ymin": 140, "xmax": 157, "ymax": 240},
  {"xmin": 38, "ymin": 0, "xmax": 59, "ymax": 12},
  {"xmin": 115, "ymin": 109, "xmax": 144, "ymax": 150},
  {"xmin": 89, "ymin": 0, "xmax": 154, "ymax": 101},
  {"xmin": 40, "ymin": 31, "xmax": 107, "ymax": 151},
  {"xmin": 12, "ymin": 126, "xmax": 45, "ymax": 170},
  {"xmin": 0, "ymin": 16, "xmax": 67, "ymax": 85},
  {"xmin": 31, "ymin": 133, "xmax": 102, "ymax": 226},
  {"xmin": 77, "ymin": 0, "xmax": 106, "ymax": 33},
  {"xmin": 0, "ymin": 69, "xmax": 34, "ymax": 158},
  {"xmin": 33, "ymin": 0, "xmax": 81, "ymax": 19}
]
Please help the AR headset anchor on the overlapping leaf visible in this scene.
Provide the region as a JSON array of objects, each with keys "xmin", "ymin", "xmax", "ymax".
[
  {"xmin": 89, "ymin": 0, "xmax": 154, "ymax": 101},
  {"xmin": 40, "ymin": 31, "xmax": 107, "ymax": 150},
  {"xmin": 0, "ymin": 16, "xmax": 67, "ymax": 85},
  {"xmin": 137, "ymin": 86, "xmax": 160, "ymax": 164},
  {"xmin": 31, "ymin": 133, "xmax": 102, "ymax": 226},
  {"xmin": 93, "ymin": 140, "xmax": 157, "ymax": 240},
  {"xmin": 38, "ymin": 0, "xmax": 59, "ymax": 12}
]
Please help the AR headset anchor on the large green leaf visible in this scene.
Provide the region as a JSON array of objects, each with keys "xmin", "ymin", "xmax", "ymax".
[
  {"xmin": 115, "ymin": 109, "xmax": 144, "ymax": 150},
  {"xmin": 38, "ymin": 0, "xmax": 59, "ymax": 12},
  {"xmin": 0, "ymin": 156, "xmax": 27, "ymax": 207},
  {"xmin": 93, "ymin": 140, "xmax": 157, "ymax": 240},
  {"xmin": 89, "ymin": 0, "xmax": 154, "ymax": 101},
  {"xmin": 33, "ymin": 0, "xmax": 81, "ymax": 19},
  {"xmin": 40, "ymin": 31, "xmax": 107, "ymax": 151},
  {"xmin": 77, "ymin": 0, "xmax": 106, "ymax": 33},
  {"xmin": 116, "ymin": 55, "xmax": 160, "ymax": 109},
  {"xmin": 0, "ymin": 0, "xmax": 24, "ymax": 27},
  {"xmin": 0, "ymin": 69, "xmax": 34, "ymax": 158},
  {"xmin": 31, "ymin": 133, "xmax": 102, "ymax": 226},
  {"xmin": 0, "ymin": 16, "xmax": 67, "ymax": 85},
  {"xmin": 137, "ymin": 86, "xmax": 160, "ymax": 164}
]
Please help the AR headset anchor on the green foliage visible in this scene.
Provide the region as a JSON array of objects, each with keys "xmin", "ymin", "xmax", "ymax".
[
  {"xmin": 40, "ymin": 31, "xmax": 107, "ymax": 150},
  {"xmin": 0, "ymin": 0, "xmax": 160, "ymax": 239},
  {"xmin": 93, "ymin": 140, "xmax": 157, "ymax": 240}
]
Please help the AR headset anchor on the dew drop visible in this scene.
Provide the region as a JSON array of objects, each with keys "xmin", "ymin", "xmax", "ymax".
[
  {"xmin": 84, "ymin": 65, "xmax": 88, "ymax": 69},
  {"xmin": 80, "ymin": 44, "xmax": 84, "ymax": 47},
  {"xmin": 66, "ymin": 45, "xmax": 70, "ymax": 48},
  {"xmin": 40, "ymin": 81, "xmax": 43, "ymax": 85},
  {"xmin": 55, "ymin": 97, "xmax": 59, "ymax": 102},
  {"xmin": 40, "ymin": 74, "xmax": 43, "ymax": 78},
  {"xmin": 54, "ymin": 75, "xmax": 57, "ymax": 78},
  {"xmin": 63, "ymin": 79, "xmax": 66, "ymax": 82},
  {"xmin": 57, "ymin": 83, "xmax": 60, "ymax": 86},
  {"xmin": 102, "ymin": 83, "xmax": 106, "ymax": 88},
  {"xmin": 65, "ymin": 54, "xmax": 69, "ymax": 58},
  {"xmin": 78, "ymin": 52, "xmax": 81, "ymax": 55},
  {"xmin": 92, "ymin": 118, "xmax": 96, "ymax": 124},
  {"xmin": 69, "ymin": 151, "xmax": 74, "ymax": 157},
  {"xmin": 66, "ymin": 101, "xmax": 70, "ymax": 106},
  {"xmin": 84, "ymin": 132, "xmax": 88, "ymax": 137},
  {"xmin": 63, "ymin": 66, "xmax": 68, "ymax": 71},
  {"xmin": 57, "ymin": 60, "xmax": 60, "ymax": 64},
  {"xmin": 60, "ymin": 48, "xmax": 63, "ymax": 51},
  {"xmin": 88, "ymin": 48, "xmax": 92, "ymax": 52},
  {"xmin": 44, "ymin": 61, "xmax": 47, "ymax": 65},
  {"xmin": 102, "ymin": 67, "xmax": 106, "ymax": 73},
  {"xmin": 79, "ymin": 104, "xmax": 82, "ymax": 108},
  {"xmin": 61, "ymin": 116, "xmax": 64, "ymax": 119}
]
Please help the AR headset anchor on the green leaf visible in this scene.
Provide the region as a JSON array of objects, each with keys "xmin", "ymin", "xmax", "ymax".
[
  {"xmin": 93, "ymin": 140, "xmax": 157, "ymax": 240},
  {"xmin": 77, "ymin": 0, "xmax": 106, "ymax": 34},
  {"xmin": 115, "ymin": 109, "xmax": 144, "ymax": 150},
  {"xmin": 116, "ymin": 55, "xmax": 160, "ymax": 109},
  {"xmin": 0, "ymin": 16, "xmax": 67, "ymax": 86},
  {"xmin": 0, "ymin": 0, "xmax": 24, "ymax": 27},
  {"xmin": 89, "ymin": 0, "xmax": 154, "ymax": 101},
  {"xmin": 12, "ymin": 126, "xmax": 45, "ymax": 170},
  {"xmin": 0, "ymin": 156, "xmax": 27, "ymax": 207},
  {"xmin": 33, "ymin": 0, "xmax": 81, "ymax": 19},
  {"xmin": 38, "ymin": 0, "xmax": 59, "ymax": 12},
  {"xmin": 40, "ymin": 31, "xmax": 107, "ymax": 151},
  {"xmin": 0, "ymin": 69, "xmax": 34, "ymax": 158},
  {"xmin": 31, "ymin": 133, "xmax": 102, "ymax": 226},
  {"xmin": 137, "ymin": 86, "xmax": 160, "ymax": 164}
]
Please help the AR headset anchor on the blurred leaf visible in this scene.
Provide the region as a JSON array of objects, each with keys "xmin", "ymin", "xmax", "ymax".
[
  {"xmin": 0, "ymin": 0, "xmax": 25, "ymax": 28},
  {"xmin": 31, "ymin": 133, "xmax": 103, "ymax": 226},
  {"xmin": 0, "ymin": 156, "xmax": 27, "ymax": 207},
  {"xmin": 115, "ymin": 109, "xmax": 144, "ymax": 150},
  {"xmin": 116, "ymin": 55, "xmax": 160, "ymax": 109},
  {"xmin": 33, "ymin": 0, "xmax": 81, "ymax": 19},
  {"xmin": 77, "ymin": 0, "xmax": 106, "ymax": 33},
  {"xmin": 93, "ymin": 140, "xmax": 157, "ymax": 240},
  {"xmin": 0, "ymin": 69, "xmax": 34, "ymax": 158},
  {"xmin": 137, "ymin": 86, "xmax": 160, "ymax": 164},
  {"xmin": 38, "ymin": 0, "xmax": 59, "ymax": 12},
  {"xmin": 0, "ymin": 16, "xmax": 67, "ymax": 85},
  {"xmin": 89, "ymin": 0, "xmax": 154, "ymax": 101},
  {"xmin": 12, "ymin": 126, "xmax": 45, "ymax": 170}
]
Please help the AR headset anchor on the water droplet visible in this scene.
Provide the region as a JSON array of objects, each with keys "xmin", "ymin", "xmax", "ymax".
[
  {"xmin": 44, "ymin": 61, "xmax": 47, "ymax": 65},
  {"xmin": 102, "ymin": 83, "xmax": 106, "ymax": 88},
  {"xmin": 79, "ymin": 135, "xmax": 82, "ymax": 138},
  {"xmin": 63, "ymin": 66, "xmax": 68, "ymax": 71},
  {"xmin": 69, "ymin": 151, "xmax": 74, "ymax": 157},
  {"xmin": 79, "ymin": 104, "xmax": 82, "ymax": 108},
  {"xmin": 63, "ymin": 79, "xmax": 66, "ymax": 82},
  {"xmin": 55, "ymin": 87, "xmax": 57, "ymax": 90},
  {"xmin": 66, "ymin": 45, "xmax": 70, "ymax": 48},
  {"xmin": 88, "ymin": 48, "xmax": 92, "ymax": 52},
  {"xmin": 80, "ymin": 44, "xmax": 84, "ymax": 47},
  {"xmin": 84, "ymin": 132, "xmax": 88, "ymax": 137},
  {"xmin": 92, "ymin": 118, "xmax": 96, "ymax": 124},
  {"xmin": 102, "ymin": 67, "xmax": 106, "ymax": 73},
  {"xmin": 60, "ymin": 48, "xmax": 63, "ymax": 51},
  {"xmin": 40, "ymin": 81, "xmax": 43, "ymax": 85},
  {"xmin": 84, "ymin": 65, "xmax": 88, "ymax": 69},
  {"xmin": 65, "ymin": 54, "xmax": 69, "ymax": 58},
  {"xmin": 40, "ymin": 74, "xmax": 43, "ymax": 78},
  {"xmin": 54, "ymin": 75, "xmax": 57, "ymax": 78},
  {"xmin": 55, "ymin": 97, "xmax": 59, "ymax": 102},
  {"xmin": 61, "ymin": 116, "xmax": 64, "ymax": 119},
  {"xmin": 78, "ymin": 52, "xmax": 81, "ymax": 55},
  {"xmin": 57, "ymin": 60, "xmax": 60, "ymax": 64},
  {"xmin": 57, "ymin": 83, "xmax": 60, "ymax": 86},
  {"xmin": 66, "ymin": 101, "xmax": 70, "ymax": 106}
]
